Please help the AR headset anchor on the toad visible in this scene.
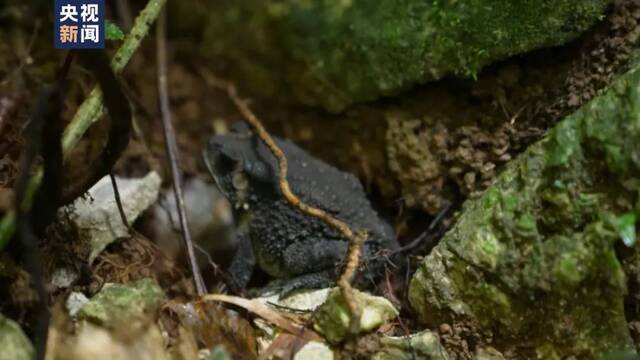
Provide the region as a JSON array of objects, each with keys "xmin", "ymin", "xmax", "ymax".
[{"xmin": 203, "ymin": 130, "xmax": 397, "ymax": 292}]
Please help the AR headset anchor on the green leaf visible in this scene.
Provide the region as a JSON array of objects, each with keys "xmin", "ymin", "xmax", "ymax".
[
  {"xmin": 106, "ymin": 20, "xmax": 125, "ymax": 41},
  {"xmin": 613, "ymin": 212, "xmax": 637, "ymax": 247}
]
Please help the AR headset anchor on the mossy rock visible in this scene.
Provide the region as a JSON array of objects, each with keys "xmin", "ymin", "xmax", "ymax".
[
  {"xmin": 373, "ymin": 330, "xmax": 450, "ymax": 360},
  {"xmin": 409, "ymin": 59, "xmax": 640, "ymax": 357},
  {"xmin": 0, "ymin": 314, "xmax": 33, "ymax": 360},
  {"xmin": 313, "ymin": 288, "xmax": 398, "ymax": 344},
  {"xmin": 77, "ymin": 278, "xmax": 165, "ymax": 326},
  {"xmin": 199, "ymin": 0, "xmax": 610, "ymax": 112}
]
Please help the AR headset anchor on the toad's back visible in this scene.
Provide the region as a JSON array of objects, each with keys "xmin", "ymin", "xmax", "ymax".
[{"xmin": 248, "ymin": 138, "xmax": 396, "ymax": 277}]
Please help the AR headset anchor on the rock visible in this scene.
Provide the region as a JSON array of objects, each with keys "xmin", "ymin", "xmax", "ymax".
[
  {"xmin": 313, "ymin": 288, "xmax": 398, "ymax": 344},
  {"xmin": 254, "ymin": 287, "xmax": 396, "ymax": 354},
  {"xmin": 77, "ymin": 278, "xmax": 165, "ymax": 326},
  {"xmin": 50, "ymin": 267, "xmax": 79, "ymax": 289},
  {"xmin": 294, "ymin": 341, "xmax": 334, "ymax": 360},
  {"xmin": 70, "ymin": 321, "xmax": 169, "ymax": 360},
  {"xmin": 0, "ymin": 314, "xmax": 34, "ymax": 360},
  {"xmin": 475, "ymin": 347, "xmax": 506, "ymax": 360},
  {"xmin": 66, "ymin": 292, "xmax": 90, "ymax": 317},
  {"xmin": 208, "ymin": 345, "xmax": 232, "ymax": 360},
  {"xmin": 253, "ymin": 288, "xmax": 332, "ymax": 357},
  {"xmin": 373, "ymin": 330, "xmax": 449, "ymax": 360},
  {"xmin": 200, "ymin": 0, "xmax": 610, "ymax": 112},
  {"xmin": 409, "ymin": 62, "xmax": 640, "ymax": 357},
  {"xmin": 59, "ymin": 172, "xmax": 162, "ymax": 263},
  {"xmin": 601, "ymin": 351, "xmax": 640, "ymax": 360},
  {"xmin": 257, "ymin": 287, "xmax": 331, "ymax": 312},
  {"xmin": 152, "ymin": 177, "xmax": 236, "ymax": 264}
]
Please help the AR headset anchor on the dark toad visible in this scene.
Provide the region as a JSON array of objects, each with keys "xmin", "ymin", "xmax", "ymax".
[{"xmin": 203, "ymin": 131, "xmax": 397, "ymax": 292}]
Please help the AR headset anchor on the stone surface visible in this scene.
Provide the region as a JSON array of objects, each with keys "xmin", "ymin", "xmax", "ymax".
[
  {"xmin": 373, "ymin": 330, "xmax": 449, "ymax": 360},
  {"xmin": 0, "ymin": 314, "xmax": 33, "ymax": 360},
  {"xmin": 294, "ymin": 341, "xmax": 334, "ymax": 360},
  {"xmin": 77, "ymin": 278, "xmax": 165, "ymax": 326},
  {"xmin": 152, "ymin": 177, "xmax": 236, "ymax": 264},
  {"xmin": 66, "ymin": 292, "xmax": 90, "ymax": 317},
  {"xmin": 313, "ymin": 288, "xmax": 398, "ymax": 344},
  {"xmin": 69, "ymin": 321, "xmax": 169, "ymax": 360},
  {"xmin": 254, "ymin": 288, "xmax": 332, "ymax": 357},
  {"xmin": 409, "ymin": 61, "xmax": 640, "ymax": 357},
  {"xmin": 257, "ymin": 287, "xmax": 331, "ymax": 312},
  {"xmin": 201, "ymin": 0, "xmax": 610, "ymax": 112},
  {"xmin": 475, "ymin": 347, "xmax": 506, "ymax": 360},
  {"xmin": 50, "ymin": 267, "xmax": 79, "ymax": 289},
  {"xmin": 59, "ymin": 172, "xmax": 162, "ymax": 263}
]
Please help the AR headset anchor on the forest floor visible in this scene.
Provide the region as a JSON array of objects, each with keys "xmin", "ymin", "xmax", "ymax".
[{"xmin": 0, "ymin": 1, "xmax": 639, "ymax": 358}]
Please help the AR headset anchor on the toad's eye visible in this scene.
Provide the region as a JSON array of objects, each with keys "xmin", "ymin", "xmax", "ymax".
[
  {"xmin": 232, "ymin": 172, "xmax": 249, "ymax": 190},
  {"xmin": 244, "ymin": 161, "xmax": 270, "ymax": 182}
]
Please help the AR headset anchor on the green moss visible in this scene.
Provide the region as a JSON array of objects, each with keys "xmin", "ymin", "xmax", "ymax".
[
  {"xmin": 200, "ymin": 0, "xmax": 610, "ymax": 112},
  {"xmin": 409, "ymin": 61, "xmax": 640, "ymax": 357},
  {"xmin": 467, "ymin": 227, "xmax": 504, "ymax": 270},
  {"xmin": 78, "ymin": 279, "xmax": 165, "ymax": 326},
  {"xmin": 611, "ymin": 212, "xmax": 637, "ymax": 246},
  {"xmin": 459, "ymin": 275, "xmax": 520, "ymax": 329},
  {"xmin": 555, "ymin": 253, "xmax": 581, "ymax": 285},
  {"xmin": 0, "ymin": 314, "xmax": 33, "ymax": 360}
]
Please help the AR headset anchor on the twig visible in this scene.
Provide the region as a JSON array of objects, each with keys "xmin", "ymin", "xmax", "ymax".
[
  {"xmin": 391, "ymin": 203, "xmax": 451, "ymax": 255},
  {"xmin": 109, "ymin": 173, "xmax": 131, "ymax": 232},
  {"xmin": 156, "ymin": 10, "xmax": 206, "ymax": 296},
  {"xmin": 204, "ymin": 73, "xmax": 366, "ymax": 335},
  {"xmin": 0, "ymin": 0, "xmax": 166, "ymax": 249}
]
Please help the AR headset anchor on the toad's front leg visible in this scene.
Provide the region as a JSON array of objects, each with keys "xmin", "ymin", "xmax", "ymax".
[{"xmin": 227, "ymin": 232, "xmax": 256, "ymax": 290}]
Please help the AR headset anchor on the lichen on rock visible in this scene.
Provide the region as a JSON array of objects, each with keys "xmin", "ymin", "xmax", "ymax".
[{"xmin": 409, "ymin": 60, "xmax": 640, "ymax": 357}]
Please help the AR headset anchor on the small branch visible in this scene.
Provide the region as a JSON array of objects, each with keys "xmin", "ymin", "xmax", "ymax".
[
  {"xmin": 156, "ymin": 10, "xmax": 207, "ymax": 296},
  {"xmin": 204, "ymin": 73, "xmax": 365, "ymax": 334},
  {"xmin": 392, "ymin": 203, "xmax": 451, "ymax": 255}
]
